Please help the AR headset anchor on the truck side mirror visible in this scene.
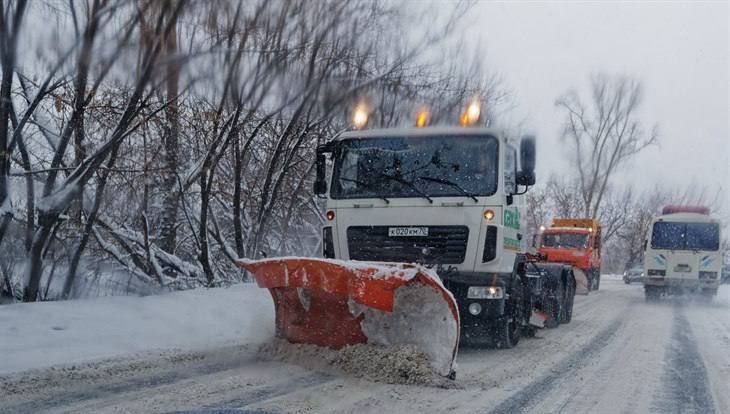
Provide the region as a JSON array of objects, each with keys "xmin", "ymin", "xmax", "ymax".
[
  {"xmin": 313, "ymin": 152, "xmax": 327, "ymax": 195},
  {"xmin": 517, "ymin": 135, "xmax": 536, "ymax": 186}
]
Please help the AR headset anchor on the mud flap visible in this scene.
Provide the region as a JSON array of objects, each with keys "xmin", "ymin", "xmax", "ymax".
[
  {"xmin": 573, "ymin": 268, "xmax": 590, "ymax": 295},
  {"xmin": 237, "ymin": 257, "xmax": 460, "ymax": 377},
  {"xmin": 529, "ymin": 310, "xmax": 548, "ymax": 328}
]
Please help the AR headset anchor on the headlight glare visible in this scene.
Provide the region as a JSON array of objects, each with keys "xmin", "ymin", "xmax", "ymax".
[{"xmin": 467, "ymin": 286, "xmax": 503, "ymax": 299}]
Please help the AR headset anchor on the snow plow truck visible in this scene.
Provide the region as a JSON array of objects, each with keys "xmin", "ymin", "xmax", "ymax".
[
  {"xmin": 237, "ymin": 104, "xmax": 577, "ymax": 378},
  {"xmin": 537, "ymin": 218, "xmax": 602, "ymax": 293}
]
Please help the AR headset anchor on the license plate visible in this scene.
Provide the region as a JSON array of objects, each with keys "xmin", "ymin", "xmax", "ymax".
[
  {"xmin": 388, "ymin": 227, "xmax": 428, "ymax": 237},
  {"xmin": 674, "ymin": 264, "xmax": 691, "ymax": 273}
]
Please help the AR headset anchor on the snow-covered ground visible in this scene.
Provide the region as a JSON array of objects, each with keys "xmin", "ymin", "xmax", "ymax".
[
  {"xmin": 2, "ymin": 279, "xmax": 729, "ymax": 414},
  {"xmin": 0, "ymin": 284, "xmax": 274, "ymax": 374}
]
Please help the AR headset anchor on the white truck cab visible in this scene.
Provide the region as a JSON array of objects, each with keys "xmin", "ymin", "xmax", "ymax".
[
  {"xmin": 313, "ymin": 126, "xmax": 549, "ymax": 347},
  {"xmin": 643, "ymin": 206, "xmax": 722, "ymax": 299}
]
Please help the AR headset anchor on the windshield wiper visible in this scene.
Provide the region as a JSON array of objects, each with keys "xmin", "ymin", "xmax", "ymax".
[
  {"xmin": 417, "ymin": 176, "xmax": 478, "ymax": 202},
  {"xmin": 378, "ymin": 173, "xmax": 433, "ymax": 203},
  {"xmin": 338, "ymin": 177, "xmax": 390, "ymax": 204}
]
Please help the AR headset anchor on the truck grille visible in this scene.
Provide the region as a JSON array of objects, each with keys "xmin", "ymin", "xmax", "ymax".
[{"xmin": 347, "ymin": 226, "xmax": 469, "ymax": 264}]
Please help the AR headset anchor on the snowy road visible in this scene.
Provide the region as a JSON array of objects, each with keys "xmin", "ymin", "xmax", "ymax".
[{"xmin": 2, "ymin": 278, "xmax": 728, "ymax": 414}]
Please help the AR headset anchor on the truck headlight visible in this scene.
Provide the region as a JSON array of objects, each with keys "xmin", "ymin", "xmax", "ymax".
[
  {"xmin": 467, "ymin": 286, "xmax": 503, "ymax": 299},
  {"xmin": 468, "ymin": 303, "xmax": 482, "ymax": 315}
]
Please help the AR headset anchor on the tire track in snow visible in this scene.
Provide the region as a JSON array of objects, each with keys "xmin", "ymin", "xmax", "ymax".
[
  {"xmin": 484, "ymin": 308, "xmax": 628, "ymax": 414},
  {"xmin": 652, "ymin": 306, "xmax": 715, "ymax": 414},
  {"xmin": 196, "ymin": 373, "xmax": 333, "ymax": 411},
  {"xmin": 0, "ymin": 356, "xmax": 259, "ymax": 414}
]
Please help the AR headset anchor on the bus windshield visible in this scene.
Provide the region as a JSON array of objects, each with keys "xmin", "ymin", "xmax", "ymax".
[
  {"xmin": 650, "ymin": 221, "xmax": 719, "ymax": 251},
  {"xmin": 541, "ymin": 232, "xmax": 589, "ymax": 249},
  {"xmin": 331, "ymin": 135, "xmax": 498, "ymax": 199}
]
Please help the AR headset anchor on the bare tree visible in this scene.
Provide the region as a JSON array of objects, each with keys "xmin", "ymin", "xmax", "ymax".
[
  {"xmin": 22, "ymin": 0, "xmax": 185, "ymax": 301},
  {"xmin": 555, "ymin": 73, "xmax": 658, "ymax": 218},
  {"xmin": 0, "ymin": 0, "xmax": 503, "ymax": 300},
  {"xmin": 0, "ymin": 0, "xmax": 28, "ymax": 247}
]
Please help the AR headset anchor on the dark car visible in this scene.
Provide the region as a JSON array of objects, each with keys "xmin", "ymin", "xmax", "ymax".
[{"xmin": 623, "ymin": 268, "xmax": 643, "ymax": 284}]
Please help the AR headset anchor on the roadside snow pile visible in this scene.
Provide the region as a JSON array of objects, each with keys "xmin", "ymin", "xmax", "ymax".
[
  {"xmin": 259, "ymin": 339, "xmax": 456, "ymax": 388},
  {"xmin": 0, "ymin": 283, "xmax": 273, "ymax": 375}
]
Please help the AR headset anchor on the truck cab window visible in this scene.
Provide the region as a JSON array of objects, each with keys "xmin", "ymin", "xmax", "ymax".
[{"xmin": 331, "ymin": 135, "xmax": 498, "ymax": 199}]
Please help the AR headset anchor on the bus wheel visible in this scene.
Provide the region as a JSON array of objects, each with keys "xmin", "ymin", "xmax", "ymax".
[{"xmin": 645, "ymin": 286, "xmax": 661, "ymax": 301}]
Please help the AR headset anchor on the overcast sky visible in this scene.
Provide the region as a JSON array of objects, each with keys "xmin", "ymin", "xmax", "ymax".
[{"xmin": 459, "ymin": 1, "xmax": 728, "ymax": 221}]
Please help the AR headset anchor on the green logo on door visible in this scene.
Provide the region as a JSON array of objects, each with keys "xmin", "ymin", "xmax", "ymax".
[{"xmin": 504, "ymin": 209, "xmax": 521, "ymax": 230}]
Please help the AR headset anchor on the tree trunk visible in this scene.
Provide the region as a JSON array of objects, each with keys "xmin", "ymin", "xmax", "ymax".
[
  {"xmin": 63, "ymin": 149, "xmax": 119, "ymax": 299},
  {"xmin": 198, "ymin": 172, "xmax": 214, "ymax": 285},
  {"xmin": 23, "ymin": 221, "xmax": 54, "ymax": 302},
  {"xmin": 233, "ymin": 133, "xmax": 244, "ymax": 257},
  {"xmin": 0, "ymin": 1, "xmax": 27, "ymax": 247},
  {"xmin": 159, "ymin": 11, "xmax": 180, "ymax": 255}
]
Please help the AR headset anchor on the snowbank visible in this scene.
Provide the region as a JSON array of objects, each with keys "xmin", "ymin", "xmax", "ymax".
[{"xmin": 0, "ymin": 283, "xmax": 274, "ymax": 375}]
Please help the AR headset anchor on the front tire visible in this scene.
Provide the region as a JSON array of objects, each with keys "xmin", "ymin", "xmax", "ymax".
[
  {"xmin": 493, "ymin": 277, "xmax": 524, "ymax": 349},
  {"xmin": 593, "ymin": 271, "xmax": 601, "ymax": 290}
]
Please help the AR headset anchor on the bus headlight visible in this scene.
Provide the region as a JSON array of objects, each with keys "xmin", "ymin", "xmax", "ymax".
[{"xmin": 468, "ymin": 286, "xmax": 503, "ymax": 299}]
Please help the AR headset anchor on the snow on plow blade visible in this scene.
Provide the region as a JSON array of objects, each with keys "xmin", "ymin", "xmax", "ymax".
[{"xmin": 236, "ymin": 257, "xmax": 460, "ymax": 377}]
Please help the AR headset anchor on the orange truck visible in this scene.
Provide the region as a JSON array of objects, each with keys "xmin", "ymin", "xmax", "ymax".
[{"xmin": 538, "ymin": 218, "xmax": 602, "ymax": 291}]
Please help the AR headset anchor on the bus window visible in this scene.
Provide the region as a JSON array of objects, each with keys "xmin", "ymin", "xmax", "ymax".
[
  {"xmin": 685, "ymin": 223, "xmax": 719, "ymax": 251},
  {"xmin": 651, "ymin": 221, "xmax": 719, "ymax": 251}
]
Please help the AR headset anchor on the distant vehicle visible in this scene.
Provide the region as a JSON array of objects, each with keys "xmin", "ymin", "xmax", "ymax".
[
  {"xmin": 623, "ymin": 268, "xmax": 643, "ymax": 284},
  {"xmin": 643, "ymin": 205, "xmax": 721, "ymax": 300},
  {"xmin": 538, "ymin": 218, "xmax": 602, "ymax": 291}
]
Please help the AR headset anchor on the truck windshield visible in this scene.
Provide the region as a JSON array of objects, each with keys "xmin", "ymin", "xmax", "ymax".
[
  {"xmin": 651, "ymin": 221, "xmax": 719, "ymax": 251},
  {"xmin": 541, "ymin": 232, "xmax": 588, "ymax": 249},
  {"xmin": 331, "ymin": 135, "xmax": 498, "ymax": 199}
]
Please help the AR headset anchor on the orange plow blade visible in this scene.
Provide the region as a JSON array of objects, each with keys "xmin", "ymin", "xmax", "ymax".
[{"xmin": 236, "ymin": 257, "xmax": 460, "ymax": 377}]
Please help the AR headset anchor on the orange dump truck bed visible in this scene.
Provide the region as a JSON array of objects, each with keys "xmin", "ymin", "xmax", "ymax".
[{"xmin": 550, "ymin": 218, "xmax": 600, "ymax": 232}]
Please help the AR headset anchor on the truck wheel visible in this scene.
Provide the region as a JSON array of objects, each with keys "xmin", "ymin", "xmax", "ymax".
[
  {"xmin": 544, "ymin": 281, "xmax": 563, "ymax": 329},
  {"xmin": 590, "ymin": 270, "xmax": 601, "ymax": 291},
  {"xmin": 561, "ymin": 279, "xmax": 575, "ymax": 324},
  {"xmin": 493, "ymin": 278, "xmax": 524, "ymax": 349}
]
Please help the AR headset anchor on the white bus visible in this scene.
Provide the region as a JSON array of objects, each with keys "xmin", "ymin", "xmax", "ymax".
[{"xmin": 643, "ymin": 206, "xmax": 721, "ymax": 300}]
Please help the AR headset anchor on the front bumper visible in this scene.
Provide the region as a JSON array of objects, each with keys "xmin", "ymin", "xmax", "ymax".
[
  {"xmin": 440, "ymin": 272, "xmax": 510, "ymax": 326},
  {"xmin": 644, "ymin": 276, "xmax": 720, "ymax": 290}
]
